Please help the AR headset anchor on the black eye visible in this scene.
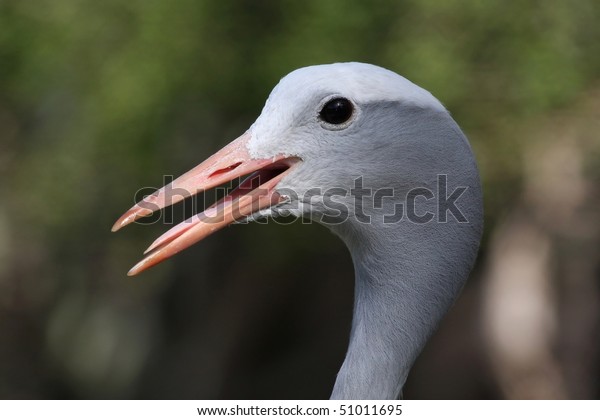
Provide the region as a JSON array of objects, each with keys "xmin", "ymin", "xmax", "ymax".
[{"xmin": 319, "ymin": 98, "xmax": 354, "ymax": 125}]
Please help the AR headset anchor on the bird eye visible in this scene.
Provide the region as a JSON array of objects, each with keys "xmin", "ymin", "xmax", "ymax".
[{"xmin": 319, "ymin": 98, "xmax": 354, "ymax": 125}]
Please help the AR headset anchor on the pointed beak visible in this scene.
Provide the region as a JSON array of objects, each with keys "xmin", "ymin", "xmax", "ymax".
[{"xmin": 112, "ymin": 130, "xmax": 299, "ymax": 276}]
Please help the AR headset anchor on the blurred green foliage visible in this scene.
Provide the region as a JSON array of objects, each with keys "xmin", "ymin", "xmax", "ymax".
[{"xmin": 0, "ymin": 0, "xmax": 599, "ymax": 398}]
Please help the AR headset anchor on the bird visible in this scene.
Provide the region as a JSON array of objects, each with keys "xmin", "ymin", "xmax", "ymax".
[{"xmin": 112, "ymin": 62, "xmax": 483, "ymax": 399}]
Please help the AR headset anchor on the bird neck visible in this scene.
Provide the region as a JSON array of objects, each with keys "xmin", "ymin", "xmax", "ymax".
[
  {"xmin": 331, "ymin": 257, "xmax": 410, "ymax": 398},
  {"xmin": 330, "ymin": 225, "xmax": 420, "ymax": 399},
  {"xmin": 329, "ymin": 214, "xmax": 479, "ymax": 399}
]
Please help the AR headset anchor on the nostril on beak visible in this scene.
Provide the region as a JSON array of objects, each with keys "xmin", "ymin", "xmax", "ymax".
[{"xmin": 208, "ymin": 162, "xmax": 242, "ymax": 178}]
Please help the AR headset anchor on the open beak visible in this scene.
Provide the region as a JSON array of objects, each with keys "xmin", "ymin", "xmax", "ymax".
[{"xmin": 112, "ymin": 130, "xmax": 299, "ymax": 276}]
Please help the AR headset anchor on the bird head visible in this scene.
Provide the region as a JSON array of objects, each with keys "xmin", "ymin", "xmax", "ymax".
[{"xmin": 113, "ymin": 62, "xmax": 476, "ymax": 275}]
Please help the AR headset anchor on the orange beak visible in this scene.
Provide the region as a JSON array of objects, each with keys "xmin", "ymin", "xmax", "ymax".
[{"xmin": 112, "ymin": 131, "xmax": 299, "ymax": 276}]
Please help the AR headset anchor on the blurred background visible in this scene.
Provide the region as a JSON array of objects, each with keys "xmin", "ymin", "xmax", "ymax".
[{"xmin": 1, "ymin": 0, "xmax": 599, "ymax": 399}]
